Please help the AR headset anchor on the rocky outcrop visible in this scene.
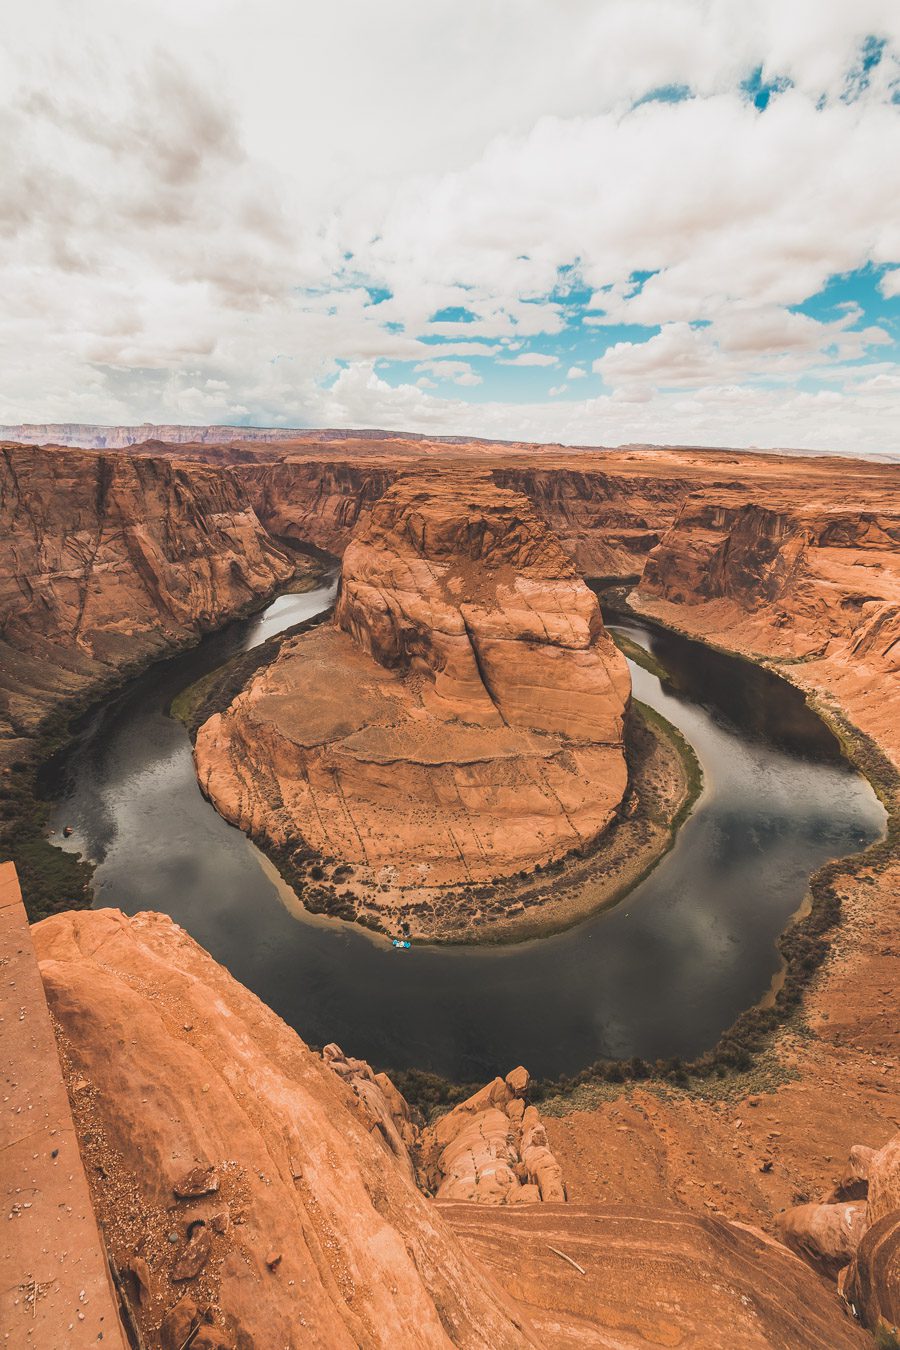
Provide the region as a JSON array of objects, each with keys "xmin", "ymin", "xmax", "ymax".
[
  {"xmin": 0, "ymin": 443, "xmax": 295, "ymax": 766},
  {"xmin": 32, "ymin": 905, "xmax": 871, "ymax": 1349},
  {"xmin": 319, "ymin": 1050, "xmax": 566, "ymax": 1207},
  {"xmin": 418, "ymin": 1068, "xmax": 566, "ymax": 1206},
  {"xmin": 774, "ymin": 1132, "xmax": 900, "ymax": 1342},
  {"xmin": 845, "ymin": 1212, "xmax": 900, "ymax": 1337},
  {"xmin": 320, "ymin": 1043, "xmax": 422, "ymax": 1186},
  {"xmin": 194, "ymin": 471, "xmax": 630, "ymax": 937},
  {"xmin": 33, "ymin": 907, "xmax": 536, "ymax": 1349}
]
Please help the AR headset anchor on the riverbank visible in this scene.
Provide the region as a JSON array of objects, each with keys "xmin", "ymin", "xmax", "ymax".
[
  {"xmin": 181, "ymin": 626, "xmax": 700, "ymax": 944},
  {"xmin": 531, "ymin": 589, "xmax": 899, "ymax": 1249},
  {"xmin": 534, "ymin": 597, "xmax": 895, "ymax": 1100},
  {"xmin": 2, "ymin": 559, "xmax": 328, "ymax": 922}
]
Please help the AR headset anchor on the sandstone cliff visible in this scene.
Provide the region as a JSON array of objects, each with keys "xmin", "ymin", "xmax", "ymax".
[
  {"xmin": 636, "ymin": 488, "xmax": 900, "ymax": 765},
  {"xmin": 234, "ymin": 441, "xmax": 894, "ymax": 582},
  {"xmin": 194, "ymin": 471, "xmax": 631, "ymax": 937},
  {"xmin": 31, "ymin": 906, "xmax": 872, "ymax": 1349},
  {"xmin": 0, "ymin": 442, "xmax": 295, "ymax": 768}
]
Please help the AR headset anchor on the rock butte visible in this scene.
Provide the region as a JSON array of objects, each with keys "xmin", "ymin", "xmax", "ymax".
[{"xmin": 194, "ymin": 472, "xmax": 630, "ymax": 928}]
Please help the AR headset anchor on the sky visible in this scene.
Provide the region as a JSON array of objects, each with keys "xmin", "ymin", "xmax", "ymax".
[{"xmin": 2, "ymin": 1, "xmax": 900, "ymax": 455}]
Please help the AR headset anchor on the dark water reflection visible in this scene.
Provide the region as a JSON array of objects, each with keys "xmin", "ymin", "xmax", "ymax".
[{"xmin": 41, "ymin": 583, "xmax": 885, "ymax": 1082}]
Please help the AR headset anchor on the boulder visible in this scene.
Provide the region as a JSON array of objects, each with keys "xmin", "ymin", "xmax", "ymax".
[{"xmin": 776, "ymin": 1201, "xmax": 868, "ymax": 1279}]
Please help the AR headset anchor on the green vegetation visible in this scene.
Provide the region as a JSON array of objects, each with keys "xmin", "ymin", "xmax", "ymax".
[
  {"xmin": 170, "ymin": 605, "xmax": 334, "ymax": 739},
  {"xmin": 384, "ymin": 1068, "xmax": 482, "ymax": 1123},
  {"xmin": 631, "ymin": 698, "xmax": 703, "ymax": 832},
  {"xmin": 1, "ymin": 703, "xmax": 98, "ymax": 922},
  {"xmin": 609, "ymin": 629, "xmax": 669, "ymax": 682}
]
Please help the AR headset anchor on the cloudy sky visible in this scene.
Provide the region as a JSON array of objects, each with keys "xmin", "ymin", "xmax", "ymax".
[{"xmin": 3, "ymin": 1, "xmax": 900, "ymax": 453}]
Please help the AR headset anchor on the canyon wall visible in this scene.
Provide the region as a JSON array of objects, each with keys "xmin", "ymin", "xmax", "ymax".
[
  {"xmin": 0, "ymin": 443, "xmax": 295, "ymax": 768},
  {"xmin": 194, "ymin": 471, "xmax": 630, "ymax": 937},
  {"xmin": 636, "ymin": 488, "xmax": 900, "ymax": 764},
  {"xmin": 238, "ymin": 445, "xmax": 896, "ymax": 585},
  {"xmin": 238, "ymin": 455, "xmax": 695, "ymax": 574},
  {"xmin": 490, "ymin": 464, "xmax": 692, "ymax": 576},
  {"xmin": 241, "ymin": 458, "xmax": 396, "ymax": 554}
]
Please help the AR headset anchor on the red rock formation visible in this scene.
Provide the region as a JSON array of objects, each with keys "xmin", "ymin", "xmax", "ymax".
[
  {"xmin": 772, "ymin": 1131, "xmax": 900, "ymax": 1343},
  {"xmin": 777, "ymin": 1199, "xmax": 868, "ymax": 1278},
  {"xmin": 0, "ymin": 443, "xmax": 294, "ymax": 767},
  {"xmin": 417, "ymin": 1068, "xmax": 566, "ymax": 1206},
  {"xmin": 194, "ymin": 472, "xmax": 630, "ymax": 936},
  {"xmin": 843, "ymin": 1136, "xmax": 900, "ymax": 1335},
  {"xmin": 33, "ymin": 907, "xmax": 536, "ymax": 1348},
  {"xmin": 636, "ymin": 488, "xmax": 900, "ymax": 763},
  {"xmin": 845, "ymin": 1212, "xmax": 900, "ymax": 1336},
  {"xmin": 32, "ymin": 905, "xmax": 870, "ymax": 1350},
  {"xmin": 243, "ymin": 457, "xmax": 395, "ymax": 554}
]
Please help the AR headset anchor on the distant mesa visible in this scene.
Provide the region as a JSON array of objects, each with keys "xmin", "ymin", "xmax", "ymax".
[{"xmin": 194, "ymin": 470, "xmax": 631, "ymax": 936}]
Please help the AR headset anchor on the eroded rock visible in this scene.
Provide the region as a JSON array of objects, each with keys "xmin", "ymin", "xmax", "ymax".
[
  {"xmin": 776, "ymin": 1200, "xmax": 867, "ymax": 1278},
  {"xmin": 195, "ymin": 471, "xmax": 630, "ymax": 936}
]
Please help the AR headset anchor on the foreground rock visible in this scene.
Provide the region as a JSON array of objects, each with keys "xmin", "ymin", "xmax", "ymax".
[
  {"xmin": 33, "ymin": 906, "xmax": 869, "ymax": 1349},
  {"xmin": 775, "ymin": 1132, "xmax": 900, "ymax": 1341},
  {"xmin": 195, "ymin": 471, "xmax": 630, "ymax": 937},
  {"xmin": 35, "ymin": 908, "xmax": 534, "ymax": 1348}
]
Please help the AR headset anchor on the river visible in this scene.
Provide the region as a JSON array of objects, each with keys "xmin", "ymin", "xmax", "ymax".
[{"xmin": 40, "ymin": 576, "xmax": 885, "ymax": 1082}]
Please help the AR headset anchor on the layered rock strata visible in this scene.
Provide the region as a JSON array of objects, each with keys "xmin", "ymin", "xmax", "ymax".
[
  {"xmin": 0, "ymin": 442, "xmax": 295, "ymax": 768},
  {"xmin": 194, "ymin": 472, "xmax": 630, "ymax": 935},
  {"xmin": 637, "ymin": 489, "xmax": 900, "ymax": 763},
  {"xmin": 32, "ymin": 905, "xmax": 872, "ymax": 1349}
]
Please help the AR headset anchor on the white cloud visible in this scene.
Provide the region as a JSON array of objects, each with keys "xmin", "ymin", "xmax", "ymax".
[
  {"xmin": 592, "ymin": 307, "xmax": 891, "ymax": 391},
  {"xmin": 414, "ymin": 359, "xmax": 482, "ymax": 386},
  {"xmin": 500, "ymin": 352, "xmax": 559, "ymax": 367},
  {"xmin": 0, "ymin": 0, "xmax": 898, "ymax": 453},
  {"xmin": 308, "ymin": 359, "xmax": 899, "ymax": 457},
  {"xmin": 880, "ymin": 267, "xmax": 900, "ymax": 299}
]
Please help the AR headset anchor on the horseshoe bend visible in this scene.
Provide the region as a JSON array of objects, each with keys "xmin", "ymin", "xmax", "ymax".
[{"xmin": 0, "ymin": 431, "xmax": 898, "ymax": 1350}]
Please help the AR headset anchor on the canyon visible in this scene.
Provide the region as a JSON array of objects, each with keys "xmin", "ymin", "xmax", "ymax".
[{"xmin": 1, "ymin": 429, "xmax": 899, "ymax": 1347}]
